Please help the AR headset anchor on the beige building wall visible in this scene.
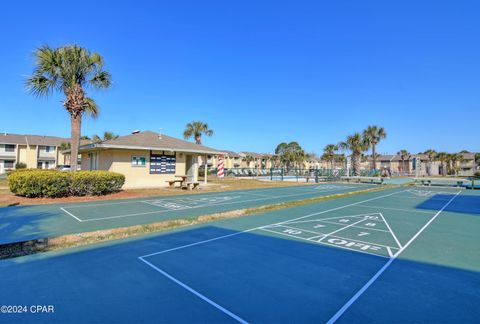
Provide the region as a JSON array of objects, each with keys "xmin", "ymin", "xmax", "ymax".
[
  {"xmin": 25, "ymin": 145, "xmax": 38, "ymax": 168},
  {"xmin": 81, "ymin": 149, "xmax": 190, "ymax": 188},
  {"xmin": 17, "ymin": 145, "xmax": 27, "ymax": 165}
]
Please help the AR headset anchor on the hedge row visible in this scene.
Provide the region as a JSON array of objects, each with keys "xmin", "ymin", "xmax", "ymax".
[{"xmin": 8, "ymin": 169, "xmax": 125, "ymax": 198}]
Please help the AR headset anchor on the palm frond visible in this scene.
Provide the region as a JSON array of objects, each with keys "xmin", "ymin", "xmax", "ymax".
[
  {"xmin": 84, "ymin": 97, "xmax": 99, "ymax": 118},
  {"xmin": 90, "ymin": 70, "xmax": 112, "ymax": 89},
  {"xmin": 25, "ymin": 73, "xmax": 55, "ymax": 97}
]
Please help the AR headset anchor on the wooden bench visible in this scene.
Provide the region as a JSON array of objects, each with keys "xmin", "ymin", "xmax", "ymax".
[
  {"xmin": 185, "ymin": 182, "xmax": 200, "ymax": 190},
  {"xmin": 341, "ymin": 176, "xmax": 385, "ymax": 184},
  {"xmin": 166, "ymin": 180, "xmax": 184, "ymax": 188}
]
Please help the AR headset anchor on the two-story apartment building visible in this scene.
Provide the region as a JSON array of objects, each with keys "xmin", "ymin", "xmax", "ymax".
[{"xmin": 0, "ymin": 133, "xmax": 70, "ymax": 174}]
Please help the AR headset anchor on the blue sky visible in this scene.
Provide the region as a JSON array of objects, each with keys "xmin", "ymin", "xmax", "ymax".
[{"xmin": 0, "ymin": 0, "xmax": 478, "ymax": 155}]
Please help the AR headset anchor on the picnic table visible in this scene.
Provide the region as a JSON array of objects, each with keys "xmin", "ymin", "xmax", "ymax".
[{"xmin": 166, "ymin": 175, "xmax": 188, "ymax": 188}]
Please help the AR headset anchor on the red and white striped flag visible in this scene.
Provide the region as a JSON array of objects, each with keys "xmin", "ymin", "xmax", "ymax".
[{"xmin": 217, "ymin": 155, "xmax": 224, "ymax": 178}]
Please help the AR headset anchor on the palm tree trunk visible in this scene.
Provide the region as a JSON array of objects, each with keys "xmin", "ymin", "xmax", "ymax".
[
  {"xmin": 372, "ymin": 144, "xmax": 376, "ymax": 170},
  {"xmin": 352, "ymin": 153, "xmax": 360, "ymax": 176},
  {"xmin": 195, "ymin": 135, "xmax": 202, "ymax": 145},
  {"xmin": 70, "ymin": 114, "xmax": 82, "ymax": 171}
]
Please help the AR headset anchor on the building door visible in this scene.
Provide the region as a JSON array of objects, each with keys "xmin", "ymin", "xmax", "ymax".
[{"xmin": 185, "ymin": 155, "xmax": 198, "ymax": 183}]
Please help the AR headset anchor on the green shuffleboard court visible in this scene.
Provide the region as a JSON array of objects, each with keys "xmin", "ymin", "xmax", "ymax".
[
  {"xmin": 0, "ymin": 183, "xmax": 373, "ymax": 244},
  {"xmin": 0, "ymin": 187, "xmax": 479, "ymax": 323}
]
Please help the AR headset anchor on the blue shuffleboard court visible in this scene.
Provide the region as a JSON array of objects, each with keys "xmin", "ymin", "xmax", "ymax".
[
  {"xmin": 0, "ymin": 187, "xmax": 479, "ymax": 323},
  {"xmin": 0, "ymin": 183, "xmax": 372, "ymax": 245}
]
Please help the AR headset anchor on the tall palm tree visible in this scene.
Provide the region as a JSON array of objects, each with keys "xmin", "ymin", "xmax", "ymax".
[
  {"xmin": 423, "ymin": 149, "xmax": 437, "ymax": 176},
  {"xmin": 183, "ymin": 121, "xmax": 213, "ymax": 145},
  {"xmin": 397, "ymin": 150, "xmax": 410, "ymax": 174},
  {"xmin": 26, "ymin": 45, "xmax": 111, "ymax": 171},
  {"xmin": 322, "ymin": 144, "xmax": 338, "ymax": 170},
  {"xmin": 339, "ymin": 133, "xmax": 368, "ymax": 176},
  {"xmin": 363, "ymin": 125, "xmax": 387, "ymax": 171}
]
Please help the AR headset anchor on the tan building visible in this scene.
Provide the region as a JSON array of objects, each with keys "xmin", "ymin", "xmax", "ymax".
[
  {"xmin": 361, "ymin": 153, "xmax": 476, "ymax": 176},
  {"xmin": 239, "ymin": 152, "xmax": 272, "ymax": 169},
  {"xmin": 77, "ymin": 131, "xmax": 221, "ymax": 188},
  {"xmin": 0, "ymin": 133, "xmax": 71, "ymax": 174}
]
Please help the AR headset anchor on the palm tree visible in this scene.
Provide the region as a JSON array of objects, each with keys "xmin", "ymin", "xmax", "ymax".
[
  {"xmin": 242, "ymin": 155, "xmax": 255, "ymax": 169},
  {"xmin": 397, "ymin": 150, "xmax": 410, "ymax": 174},
  {"xmin": 183, "ymin": 121, "xmax": 213, "ymax": 145},
  {"xmin": 339, "ymin": 133, "xmax": 368, "ymax": 176},
  {"xmin": 92, "ymin": 131, "xmax": 118, "ymax": 142},
  {"xmin": 26, "ymin": 45, "xmax": 111, "ymax": 171},
  {"xmin": 322, "ymin": 144, "xmax": 338, "ymax": 170},
  {"xmin": 423, "ymin": 149, "xmax": 437, "ymax": 176},
  {"xmin": 269, "ymin": 154, "xmax": 280, "ymax": 168},
  {"xmin": 363, "ymin": 125, "xmax": 387, "ymax": 171},
  {"xmin": 59, "ymin": 142, "xmax": 71, "ymax": 151},
  {"xmin": 446, "ymin": 153, "xmax": 465, "ymax": 175},
  {"xmin": 436, "ymin": 152, "xmax": 448, "ymax": 176}
]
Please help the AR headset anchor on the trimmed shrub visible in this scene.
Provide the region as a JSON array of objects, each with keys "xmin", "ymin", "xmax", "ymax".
[
  {"xmin": 70, "ymin": 171, "xmax": 125, "ymax": 196},
  {"xmin": 8, "ymin": 169, "xmax": 125, "ymax": 198},
  {"xmin": 15, "ymin": 162, "xmax": 27, "ymax": 169}
]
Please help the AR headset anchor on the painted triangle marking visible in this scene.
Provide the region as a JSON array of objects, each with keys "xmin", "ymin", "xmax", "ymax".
[
  {"xmin": 377, "ymin": 212, "xmax": 402, "ymax": 248},
  {"xmin": 285, "ymin": 212, "xmax": 382, "ymax": 225}
]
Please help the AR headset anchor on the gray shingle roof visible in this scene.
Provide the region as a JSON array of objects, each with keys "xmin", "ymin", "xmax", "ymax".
[
  {"xmin": 220, "ymin": 150, "xmax": 241, "ymax": 158},
  {"xmin": 79, "ymin": 131, "xmax": 222, "ymax": 154},
  {"xmin": 0, "ymin": 133, "xmax": 69, "ymax": 146}
]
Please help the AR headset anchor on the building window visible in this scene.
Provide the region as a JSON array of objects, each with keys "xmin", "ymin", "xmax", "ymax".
[
  {"xmin": 43, "ymin": 146, "xmax": 55, "ymax": 153},
  {"xmin": 132, "ymin": 156, "xmax": 146, "ymax": 167},
  {"xmin": 37, "ymin": 161, "xmax": 43, "ymax": 169},
  {"xmin": 5, "ymin": 144, "xmax": 15, "ymax": 152},
  {"xmin": 4, "ymin": 160, "xmax": 14, "ymax": 168}
]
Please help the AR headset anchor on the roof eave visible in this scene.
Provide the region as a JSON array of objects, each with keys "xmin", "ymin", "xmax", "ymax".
[{"xmin": 78, "ymin": 143, "xmax": 223, "ymax": 155}]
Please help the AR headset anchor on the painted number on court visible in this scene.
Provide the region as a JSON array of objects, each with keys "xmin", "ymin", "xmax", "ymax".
[
  {"xmin": 283, "ymin": 229, "xmax": 302, "ymax": 235},
  {"xmin": 322, "ymin": 238, "xmax": 381, "ymax": 252}
]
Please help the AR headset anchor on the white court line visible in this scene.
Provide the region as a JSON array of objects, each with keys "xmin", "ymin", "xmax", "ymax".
[
  {"xmin": 378, "ymin": 212, "xmax": 402, "ymax": 248},
  {"xmin": 313, "ymin": 219, "xmax": 390, "ymax": 233},
  {"xmin": 280, "ymin": 212, "xmax": 382, "ymax": 225},
  {"xmin": 356, "ymin": 205, "xmax": 435, "ymax": 215},
  {"xmin": 138, "ymin": 189, "xmax": 406, "ymax": 322},
  {"xmin": 60, "ymin": 187, "xmax": 310, "ymax": 209},
  {"xmin": 316, "ymin": 218, "xmax": 369, "ymax": 243},
  {"xmin": 326, "ymin": 190, "xmax": 461, "ymax": 324},
  {"xmin": 266, "ymin": 224, "xmax": 331, "ymax": 236},
  {"xmin": 64, "ymin": 187, "xmax": 362, "ymax": 222},
  {"xmin": 264, "ymin": 225, "xmax": 398, "ymax": 251},
  {"xmin": 60, "ymin": 207, "xmax": 83, "ymax": 222},
  {"xmin": 140, "ymin": 200, "xmax": 185, "ymax": 209},
  {"xmin": 138, "ymin": 257, "xmax": 247, "ymax": 324},
  {"xmin": 240, "ymin": 191, "xmax": 277, "ymax": 198},
  {"xmin": 139, "ymin": 189, "xmax": 406, "ymax": 258}
]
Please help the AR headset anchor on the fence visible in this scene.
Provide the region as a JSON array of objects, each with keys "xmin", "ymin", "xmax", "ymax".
[{"xmin": 206, "ymin": 168, "xmax": 354, "ymax": 183}]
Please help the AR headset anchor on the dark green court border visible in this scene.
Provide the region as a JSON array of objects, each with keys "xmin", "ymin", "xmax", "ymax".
[{"xmin": 0, "ymin": 184, "xmax": 387, "ymax": 259}]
